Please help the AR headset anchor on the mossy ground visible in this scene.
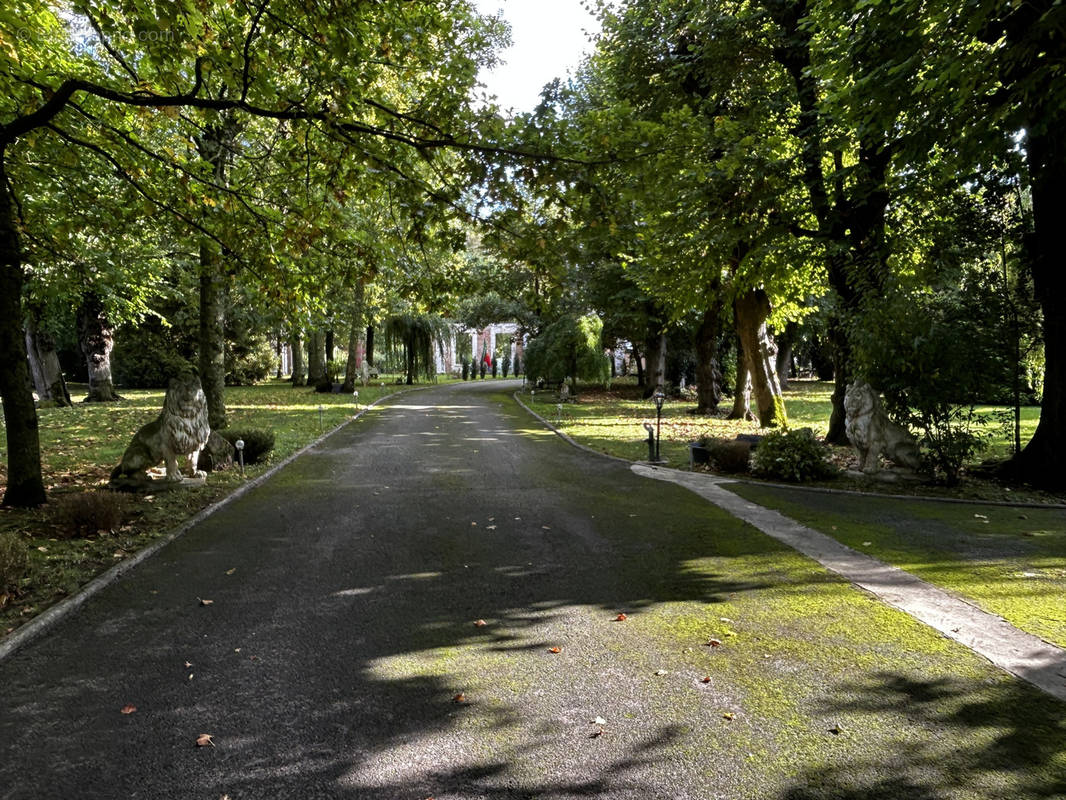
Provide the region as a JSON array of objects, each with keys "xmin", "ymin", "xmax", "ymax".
[{"xmin": 724, "ymin": 483, "xmax": 1066, "ymax": 648}]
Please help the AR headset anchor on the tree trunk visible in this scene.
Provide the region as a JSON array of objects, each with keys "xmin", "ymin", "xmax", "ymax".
[
  {"xmin": 76, "ymin": 291, "xmax": 123, "ymax": 402},
  {"xmin": 728, "ymin": 336, "xmax": 753, "ymax": 421},
  {"xmin": 0, "ymin": 155, "xmax": 46, "ymax": 507},
  {"xmin": 307, "ymin": 329, "xmax": 325, "ymax": 386},
  {"xmin": 290, "ymin": 332, "xmax": 306, "ymax": 386},
  {"xmin": 365, "ymin": 325, "xmax": 375, "ymax": 367},
  {"xmin": 342, "ymin": 282, "xmax": 366, "ymax": 392},
  {"xmin": 198, "ymin": 245, "xmax": 227, "ymax": 429},
  {"xmin": 734, "ymin": 289, "xmax": 786, "ymax": 428},
  {"xmin": 824, "ymin": 318, "xmax": 851, "ymax": 445},
  {"xmin": 634, "ymin": 344, "xmax": 645, "ymax": 387},
  {"xmin": 775, "ymin": 321, "xmax": 797, "ymax": 391},
  {"xmin": 694, "ymin": 303, "xmax": 723, "ymax": 414},
  {"xmin": 275, "ymin": 334, "xmax": 283, "ymax": 379},
  {"xmin": 325, "ymin": 329, "xmax": 335, "ymax": 366},
  {"xmin": 642, "ymin": 327, "xmax": 666, "ymax": 399},
  {"xmin": 25, "ymin": 313, "xmax": 71, "ymax": 407},
  {"xmin": 1009, "ymin": 126, "xmax": 1066, "ymax": 488},
  {"xmin": 195, "ymin": 121, "xmax": 235, "ymax": 431}
]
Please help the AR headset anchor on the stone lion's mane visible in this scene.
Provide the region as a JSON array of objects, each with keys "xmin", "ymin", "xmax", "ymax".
[
  {"xmin": 161, "ymin": 377, "xmax": 211, "ymax": 460},
  {"xmin": 109, "ymin": 374, "xmax": 212, "ymax": 487}
]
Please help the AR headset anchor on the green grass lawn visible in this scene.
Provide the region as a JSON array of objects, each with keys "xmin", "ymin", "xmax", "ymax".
[{"xmin": 521, "ymin": 377, "xmax": 1040, "ymax": 468}]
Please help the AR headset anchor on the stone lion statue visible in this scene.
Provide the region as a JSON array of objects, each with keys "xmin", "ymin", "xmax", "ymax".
[
  {"xmin": 844, "ymin": 381, "xmax": 922, "ymax": 474},
  {"xmin": 109, "ymin": 373, "xmax": 212, "ymax": 489}
]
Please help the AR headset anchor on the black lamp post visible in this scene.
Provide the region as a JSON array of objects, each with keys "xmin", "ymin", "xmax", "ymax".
[{"xmin": 652, "ymin": 386, "xmax": 666, "ymax": 462}]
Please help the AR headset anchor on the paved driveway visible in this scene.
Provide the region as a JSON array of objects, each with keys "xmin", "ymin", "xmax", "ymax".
[{"xmin": 2, "ymin": 381, "xmax": 1064, "ymax": 799}]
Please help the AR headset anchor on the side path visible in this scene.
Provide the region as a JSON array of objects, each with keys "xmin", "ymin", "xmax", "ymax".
[{"xmin": 634, "ymin": 464, "xmax": 1066, "ymax": 703}]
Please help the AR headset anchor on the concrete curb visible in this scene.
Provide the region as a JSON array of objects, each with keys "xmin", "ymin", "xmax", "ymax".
[{"xmin": 0, "ymin": 387, "xmax": 422, "ymax": 664}]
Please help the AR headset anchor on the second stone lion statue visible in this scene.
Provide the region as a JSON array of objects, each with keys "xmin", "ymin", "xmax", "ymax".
[
  {"xmin": 844, "ymin": 381, "xmax": 922, "ymax": 474},
  {"xmin": 109, "ymin": 373, "xmax": 213, "ymax": 489}
]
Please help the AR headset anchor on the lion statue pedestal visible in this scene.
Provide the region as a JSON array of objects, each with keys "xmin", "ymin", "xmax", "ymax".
[
  {"xmin": 109, "ymin": 374, "xmax": 217, "ymax": 491},
  {"xmin": 844, "ymin": 381, "xmax": 922, "ymax": 476}
]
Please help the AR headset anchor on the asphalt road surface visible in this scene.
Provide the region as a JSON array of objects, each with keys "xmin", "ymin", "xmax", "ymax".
[
  {"xmin": 2, "ymin": 381, "xmax": 755, "ymax": 799},
  {"xmin": 3, "ymin": 381, "xmax": 1063, "ymax": 799}
]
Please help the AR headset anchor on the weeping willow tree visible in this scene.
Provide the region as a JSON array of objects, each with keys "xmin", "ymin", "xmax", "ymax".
[{"xmin": 383, "ymin": 313, "xmax": 448, "ymax": 385}]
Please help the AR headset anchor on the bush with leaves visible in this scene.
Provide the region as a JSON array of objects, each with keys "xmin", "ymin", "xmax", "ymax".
[
  {"xmin": 461, "ymin": 359, "xmax": 469, "ymax": 380},
  {"xmin": 513, "ymin": 355, "xmax": 521, "ymax": 376},
  {"xmin": 707, "ymin": 439, "xmax": 753, "ymax": 473},
  {"xmin": 853, "ymin": 283, "xmax": 1010, "ymax": 484},
  {"xmin": 0, "ymin": 533, "xmax": 30, "ymax": 595},
  {"xmin": 50, "ymin": 491, "xmax": 130, "ymax": 538},
  {"xmin": 502, "ymin": 354, "xmax": 511, "ymax": 377},
  {"xmin": 751, "ymin": 428, "xmax": 836, "ymax": 483},
  {"xmin": 219, "ymin": 429, "xmax": 276, "ymax": 465}
]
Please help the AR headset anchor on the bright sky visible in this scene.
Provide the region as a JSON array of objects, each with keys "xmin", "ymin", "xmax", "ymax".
[{"xmin": 474, "ymin": 0, "xmax": 601, "ymax": 114}]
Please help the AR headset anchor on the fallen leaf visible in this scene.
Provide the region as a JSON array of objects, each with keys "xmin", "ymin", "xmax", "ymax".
[
  {"xmin": 614, "ymin": 613, "xmax": 627, "ymax": 622},
  {"xmin": 828, "ymin": 724, "xmax": 844, "ymax": 735},
  {"xmin": 974, "ymin": 513, "xmax": 988, "ymax": 520},
  {"xmin": 225, "ymin": 568, "xmax": 236, "ymax": 575},
  {"xmin": 592, "ymin": 716, "xmax": 607, "ymax": 725},
  {"xmin": 542, "ymin": 526, "xmax": 551, "ymax": 530},
  {"xmin": 590, "ymin": 727, "xmax": 605, "ymax": 738},
  {"xmin": 701, "ymin": 677, "xmax": 712, "ymax": 684},
  {"xmin": 548, "ymin": 646, "xmax": 561, "ymax": 654},
  {"xmin": 655, "ymin": 669, "xmax": 668, "ymax": 676},
  {"xmin": 453, "ymin": 693, "xmax": 467, "ymax": 703},
  {"xmin": 723, "ymin": 712, "xmax": 736, "ymax": 721},
  {"xmin": 473, "ymin": 619, "xmax": 487, "ymax": 627},
  {"xmin": 705, "ymin": 639, "xmax": 722, "ymax": 648},
  {"xmin": 196, "ymin": 733, "xmax": 215, "ymax": 747},
  {"xmin": 486, "ymin": 525, "xmax": 497, "ymax": 531},
  {"xmin": 198, "ymin": 598, "xmax": 213, "ymax": 606},
  {"xmin": 471, "ymin": 522, "xmax": 477, "ymax": 526},
  {"xmin": 120, "ymin": 704, "xmax": 137, "ymax": 715},
  {"xmin": 185, "ymin": 661, "xmax": 193, "ymax": 668}
]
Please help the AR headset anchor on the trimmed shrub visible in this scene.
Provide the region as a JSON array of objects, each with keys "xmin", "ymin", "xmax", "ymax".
[
  {"xmin": 751, "ymin": 428, "xmax": 836, "ymax": 483},
  {"xmin": 708, "ymin": 439, "xmax": 753, "ymax": 474},
  {"xmin": 491, "ymin": 356, "xmax": 498, "ymax": 378},
  {"xmin": 513, "ymin": 355, "xmax": 521, "ymax": 376},
  {"xmin": 502, "ymin": 354, "xmax": 511, "ymax": 378},
  {"xmin": 50, "ymin": 491, "xmax": 130, "ymax": 538},
  {"xmin": 219, "ymin": 428, "xmax": 276, "ymax": 465},
  {"xmin": 462, "ymin": 359, "xmax": 469, "ymax": 381},
  {"xmin": 0, "ymin": 533, "xmax": 30, "ymax": 594}
]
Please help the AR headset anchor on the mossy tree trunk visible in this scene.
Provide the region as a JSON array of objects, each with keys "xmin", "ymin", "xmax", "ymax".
[
  {"xmin": 734, "ymin": 288, "xmax": 786, "ymax": 428},
  {"xmin": 25, "ymin": 311, "xmax": 71, "ymax": 407},
  {"xmin": 307, "ymin": 329, "xmax": 325, "ymax": 386},
  {"xmin": 342, "ymin": 280, "xmax": 366, "ymax": 393},
  {"xmin": 728, "ymin": 334, "xmax": 753, "ymax": 421},
  {"xmin": 290, "ymin": 331, "xmax": 306, "ymax": 386},
  {"xmin": 694, "ymin": 300, "xmax": 723, "ymax": 414},
  {"xmin": 77, "ymin": 290, "xmax": 123, "ymax": 403}
]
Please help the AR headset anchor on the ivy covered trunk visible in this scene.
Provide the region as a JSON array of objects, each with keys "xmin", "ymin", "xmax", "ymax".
[
  {"xmin": 25, "ymin": 312, "xmax": 71, "ymax": 407},
  {"xmin": 76, "ymin": 291, "xmax": 122, "ymax": 402},
  {"xmin": 0, "ymin": 156, "xmax": 46, "ymax": 507},
  {"xmin": 734, "ymin": 288, "xmax": 786, "ymax": 428},
  {"xmin": 694, "ymin": 301, "xmax": 723, "ymax": 414}
]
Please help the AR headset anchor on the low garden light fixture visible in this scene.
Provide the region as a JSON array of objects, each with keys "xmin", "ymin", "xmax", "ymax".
[
  {"xmin": 235, "ymin": 438, "xmax": 245, "ymax": 475},
  {"xmin": 652, "ymin": 386, "xmax": 666, "ymax": 462},
  {"xmin": 352, "ymin": 390, "xmax": 359, "ymax": 410}
]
